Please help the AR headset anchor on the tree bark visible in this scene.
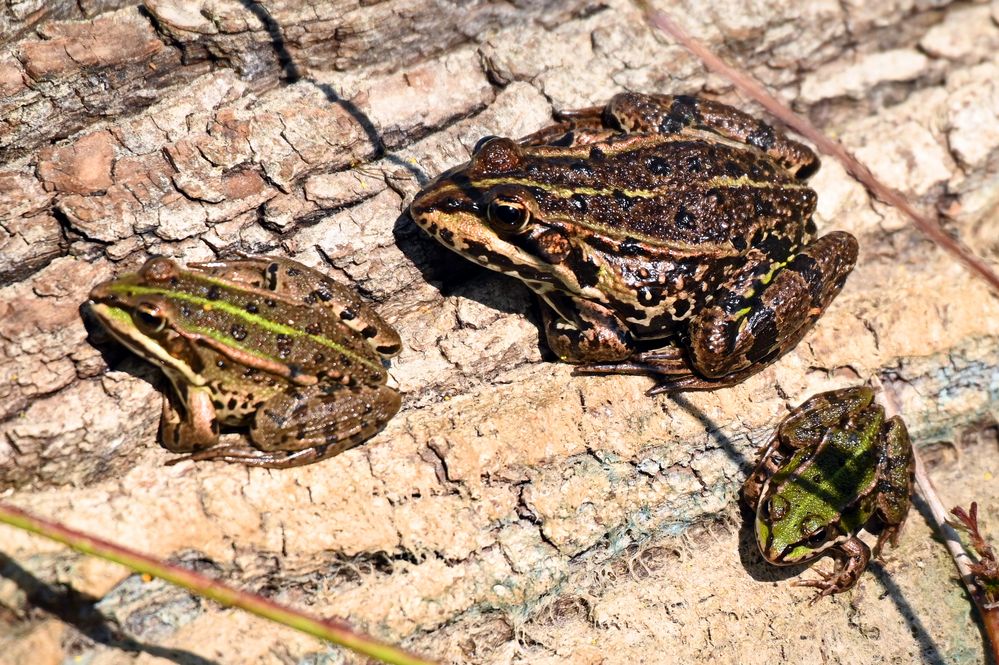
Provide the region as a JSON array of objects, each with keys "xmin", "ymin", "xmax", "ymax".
[{"xmin": 2, "ymin": 1, "xmax": 998, "ymax": 663}]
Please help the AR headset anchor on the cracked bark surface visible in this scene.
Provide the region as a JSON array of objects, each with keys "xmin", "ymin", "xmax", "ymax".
[{"xmin": 1, "ymin": 1, "xmax": 998, "ymax": 663}]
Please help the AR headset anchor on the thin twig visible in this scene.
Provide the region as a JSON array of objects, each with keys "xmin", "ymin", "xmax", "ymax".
[
  {"xmin": 0, "ymin": 502, "xmax": 438, "ymax": 665},
  {"xmin": 635, "ymin": 2, "xmax": 999, "ymax": 295}
]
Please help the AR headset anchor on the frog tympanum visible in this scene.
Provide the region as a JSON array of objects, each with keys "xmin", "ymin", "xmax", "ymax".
[
  {"xmin": 742, "ymin": 387, "xmax": 914, "ymax": 599},
  {"xmin": 87, "ymin": 255, "xmax": 402, "ymax": 468},
  {"xmin": 409, "ymin": 93, "xmax": 858, "ymax": 392}
]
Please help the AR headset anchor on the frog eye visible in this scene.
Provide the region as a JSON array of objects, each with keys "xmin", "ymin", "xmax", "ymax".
[
  {"xmin": 486, "ymin": 195, "xmax": 532, "ymax": 235},
  {"xmin": 134, "ymin": 302, "xmax": 167, "ymax": 333}
]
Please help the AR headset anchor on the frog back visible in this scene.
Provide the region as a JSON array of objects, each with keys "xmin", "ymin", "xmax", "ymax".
[{"xmin": 516, "ymin": 134, "xmax": 817, "ymax": 257}]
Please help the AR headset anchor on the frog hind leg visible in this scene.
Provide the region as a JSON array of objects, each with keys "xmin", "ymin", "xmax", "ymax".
[
  {"xmin": 606, "ymin": 93, "xmax": 820, "ymax": 180},
  {"xmin": 172, "ymin": 383, "xmax": 400, "ymax": 469},
  {"xmin": 873, "ymin": 416, "xmax": 916, "ymax": 556},
  {"xmin": 648, "ymin": 231, "xmax": 858, "ymax": 393},
  {"xmin": 794, "ymin": 536, "xmax": 871, "ymax": 601}
]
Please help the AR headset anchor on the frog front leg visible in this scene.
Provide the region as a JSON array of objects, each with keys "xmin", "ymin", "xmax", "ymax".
[
  {"xmin": 159, "ymin": 383, "xmax": 219, "ymax": 453},
  {"xmin": 175, "ymin": 383, "xmax": 401, "ymax": 468},
  {"xmin": 795, "ymin": 537, "xmax": 871, "ymax": 601},
  {"xmin": 539, "ymin": 291, "xmax": 636, "ymax": 363},
  {"xmin": 653, "ymin": 231, "xmax": 858, "ymax": 392}
]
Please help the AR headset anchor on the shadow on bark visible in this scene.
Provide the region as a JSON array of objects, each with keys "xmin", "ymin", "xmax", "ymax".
[{"xmin": 0, "ymin": 553, "xmax": 217, "ymax": 665}]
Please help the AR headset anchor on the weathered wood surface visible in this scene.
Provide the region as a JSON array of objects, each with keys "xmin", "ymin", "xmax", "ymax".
[{"xmin": 1, "ymin": 1, "xmax": 998, "ymax": 663}]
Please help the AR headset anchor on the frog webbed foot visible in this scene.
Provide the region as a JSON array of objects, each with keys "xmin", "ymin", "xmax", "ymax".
[
  {"xmin": 794, "ymin": 537, "xmax": 871, "ymax": 602},
  {"xmin": 165, "ymin": 442, "xmax": 332, "ymax": 468},
  {"xmin": 577, "ymin": 347, "xmax": 730, "ymax": 394},
  {"xmin": 872, "ymin": 523, "xmax": 903, "ymax": 559}
]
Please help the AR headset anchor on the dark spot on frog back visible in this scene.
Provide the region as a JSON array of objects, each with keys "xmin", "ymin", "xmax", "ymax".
[
  {"xmin": 659, "ymin": 96, "xmax": 700, "ymax": 134},
  {"xmin": 745, "ymin": 313, "xmax": 781, "ymax": 364},
  {"xmin": 787, "ymin": 253, "xmax": 828, "ymax": 306},
  {"xmin": 724, "ymin": 160, "xmax": 744, "ymax": 178},
  {"xmin": 646, "ymin": 156, "xmax": 672, "ymax": 176},
  {"xmin": 672, "ymin": 298, "xmax": 691, "ymax": 318},
  {"xmin": 674, "ymin": 205, "xmax": 696, "ymax": 229},
  {"xmin": 613, "ymin": 189, "xmax": 638, "ymax": 210},
  {"xmin": 619, "ymin": 237, "xmax": 644, "ymax": 255},
  {"xmin": 637, "ymin": 286, "xmax": 666, "ymax": 306},
  {"xmin": 757, "ymin": 231, "xmax": 796, "ymax": 262},
  {"xmin": 266, "ymin": 262, "xmax": 280, "ymax": 290},
  {"xmin": 276, "ymin": 333, "xmax": 293, "ymax": 358},
  {"xmin": 311, "ymin": 286, "xmax": 333, "ymax": 302},
  {"xmin": 753, "ymin": 194, "xmax": 776, "ymax": 217},
  {"xmin": 747, "ymin": 122, "xmax": 776, "ymax": 151},
  {"xmin": 548, "ymin": 131, "xmax": 576, "ymax": 147}
]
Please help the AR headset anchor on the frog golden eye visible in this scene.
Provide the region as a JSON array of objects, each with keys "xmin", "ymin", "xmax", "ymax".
[
  {"xmin": 134, "ymin": 302, "xmax": 166, "ymax": 333},
  {"xmin": 486, "ymin": 196, "xmax": 532, "ymax": 234}
]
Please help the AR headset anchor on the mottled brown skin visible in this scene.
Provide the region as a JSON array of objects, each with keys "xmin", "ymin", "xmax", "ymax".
[
  {"xmin": 410, "ymin": 92, "xmax": 858, "ymax": 392},
  {"xmin": 88, "ymin": 255, "xmax": 401, "ymax": 468}
]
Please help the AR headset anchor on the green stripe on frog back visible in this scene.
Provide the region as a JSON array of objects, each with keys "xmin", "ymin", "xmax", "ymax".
[{"xmin": 108, "ymin": 284, "xmax": 384, "ymax": 373}]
